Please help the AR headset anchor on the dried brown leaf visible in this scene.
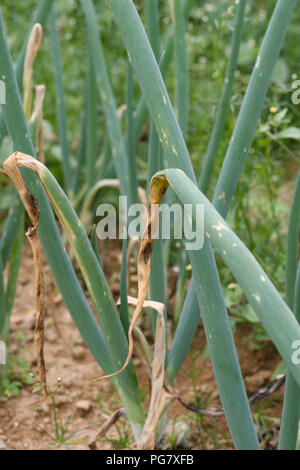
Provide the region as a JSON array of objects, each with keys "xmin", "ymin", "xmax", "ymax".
[
  {"xmin": 92, "ymin": 176, "xmax": 168, "ymax": 383},
  {"xmin": 3, "ymin": 152, "xmax": 48, "ymax": 401}
]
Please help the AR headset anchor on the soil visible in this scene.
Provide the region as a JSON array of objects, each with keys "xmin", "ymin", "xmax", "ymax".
[{"xmin": 0, "ymin": 239, "xmax": 286, "ymax": 450}]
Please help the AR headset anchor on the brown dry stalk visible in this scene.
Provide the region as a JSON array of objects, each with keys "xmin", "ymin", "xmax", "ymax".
[
  {"xmin": 100, "ymin": 294, "xmax": 168, "ymax": 449},
  {"xmin": 88, "ymin": 408, "xmax": 127, "ymax": 450},
  {"xmin": 138, "ymin": 299, "xmax": 168, "ymax": 449},
  {"xmin": 23, "ymin": 23, "xmax": 43, "ymax": 120},
  {"xmin": 117, "ymin": 295, "xmax": 168, "ymax": 449},
  {"xmin": 3, "ymin": 152, "xmax": 48, "ymax": 401},
  {"xmin": 92, "ymin": 177, "xmax": 169, "ymax": 383},
  {"xmin": 26, "ymin": 226, "xmax": 47, "ymax": 400},
  {"xmin": 117, "ymin": 299, "xmax": 153, "ymax": 379},
  {"xmin": 30, "ymin": 84, "xmax": 45, "ymax": 163}
]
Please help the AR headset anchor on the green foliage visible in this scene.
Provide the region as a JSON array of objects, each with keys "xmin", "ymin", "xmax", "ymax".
[{"xmin": 0, "ymin": 0, "xmax": 300, "ymax": 451}]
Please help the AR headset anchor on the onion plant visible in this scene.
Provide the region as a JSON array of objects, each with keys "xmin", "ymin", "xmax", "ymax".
[{"xmin": 0, "ymin": 0, "xmax": 299, "ymax": 450}]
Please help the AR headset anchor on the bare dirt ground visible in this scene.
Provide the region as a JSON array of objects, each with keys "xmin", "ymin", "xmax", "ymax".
[{"xmin": 0, "ymin": 239, "xmax": 285, "ymax": 450}]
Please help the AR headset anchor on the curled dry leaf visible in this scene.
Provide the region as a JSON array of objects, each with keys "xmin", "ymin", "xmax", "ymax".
[
  {"xmin": 3, "ymin": 152, "xmax": 48, "ymax": 402},
  {"xmin": 116, "ymin": 295, "xmax": 168, "ymax": 449},
  {"xmin": 81, "ymin": 179, "xmax": 120, "ymax": 229},
  {"xmin": 92, "ymin": 176, "xmax": 168, "ymax": 383},
  {"xmin": 81, "ymin": 179, "xmax": 147, "ymax": 229},
  {"xmin": 117, "ymin": 296, "xmax": 153, "ymax": 378},
  {"xmin": 138, "ymin": 300, "xmax": 168, "ymax": 450}
]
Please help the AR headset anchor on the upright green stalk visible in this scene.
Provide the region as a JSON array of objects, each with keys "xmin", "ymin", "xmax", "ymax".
[
  {"xmin": 173, "ymin": 249, "xmax": 188, "ymax": 327},
  {"xmin": 0, "ymin": 197, "xmax": 23, "ymax": 267},
  {"xmin": 91, "ymin": 225, "xmax": 101, "ymax": 264},
  {"xmin": 213, "ymin": 0, "xmax": 297, "ymax": 216},
  {"xmin": 0, "ymin": 255, "xmax": 5, "ymax": 337},
  {"xmin": 2, "ymin": 214, "xmax": 24, "ymax": 342},
  {"xmin": 72, "ymin": 97, "xmax": 87, "ymax": 194},
  {"xmin": 80, "ymin": 0, "xmax": 135, "ymax": 206},
  {"xmin": 147, "ymin": 127, "xmax": 166, "ymax": 336},
  {"xmin": 279, "ymin": 170, "xmax": 300, "ymax": 449},
  {"xmin": 147, "ymin": 124, "xmax": 161, "ymax": 196},
  {"xmin": 135, "ymin": 0, "xmax": 198, "ymax": 139},
  {"xmin": 294, "ymin": 262, "xmax": 300, "ymax": 322},
  {"xmin": 285, "ymin": 171, "xmax": 300, "ymax": 308},
  {"xmin": 199, "ymin": 0, "xmax": 246, "ymax": 193},
  {"xmin": 145, "ymin": 0, "xmax": 161, "ymax": 192},
  {"xmin": 107, "ymin": 0, "xmax": 259, "ymax": 449},
  {"xmin": 99, "ymin": 138, "xmax": 114, "ymax": 180},
  {"xmin": 172, "ymin": 0, "xmax": 189, "ymax": 139},
  {"xmin": 0, "ymin": 197, "xmax": 23, "ymax": 347},
  {"xmin": 145, "ymin": 0, "xmax": 160, "ymax": 60},
  {"xmin": 49, "ymin": 6, "xmax": 72, "ymax": 192},
  {"xmin": 126, "ymin": 63, "xmax": 139, "ymax": 202},
  {"xmin": 166, "ymin": 283, "xmax": 200, "ymax": 383},
  {"xmin": 170, "ymin": 0, "xmax": 190, "ymax": 335},
  {"xmin": 120, "ymin": 238, "xmax": 130, "ymax": 335},
  {"xmin": 108, "ymin": 0, "xmax": 194, "ymax": 177},
  {"xmin": 86, "ymin": 54, "xmax": 98, "ymax": 190}
]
